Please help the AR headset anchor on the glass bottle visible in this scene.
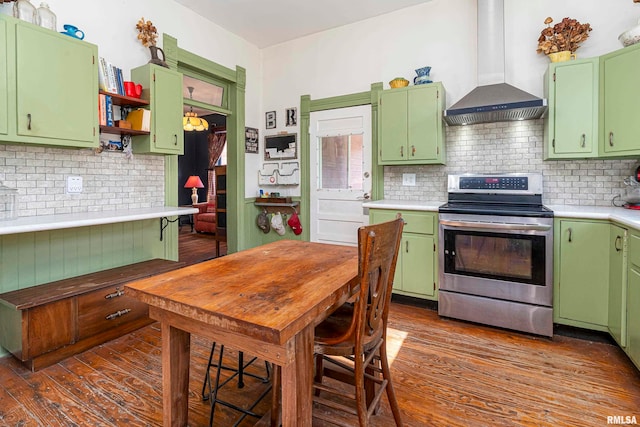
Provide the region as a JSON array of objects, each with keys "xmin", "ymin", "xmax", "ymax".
[
  {"xmin": 13, "ymin": 0, "xmax": 37, "ymax": 24},
  {"xmin": 36, "ymin": 2, "xmax": 57, "ymax": 31}
]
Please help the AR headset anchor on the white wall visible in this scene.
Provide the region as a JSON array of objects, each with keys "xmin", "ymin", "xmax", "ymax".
[
  {"xmin": 0, "ymin": 0, "xmax": 263, "ymax": 205},
  {"xmin": 261, "ymin": 0, "xmax": 640, "ymax": 114},
  {"xmin": 262, "ymin": 0, "xmax": 640, "ymax": 205}
]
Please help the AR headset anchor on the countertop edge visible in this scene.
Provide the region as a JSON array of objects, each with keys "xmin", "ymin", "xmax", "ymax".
[
  {"xmin": 0, "ymin": 207, "xmax": 199, "ymax": 236},
  {"xmin": 364, "ymin": 200, "xmax": 640, "ymax": 229}
]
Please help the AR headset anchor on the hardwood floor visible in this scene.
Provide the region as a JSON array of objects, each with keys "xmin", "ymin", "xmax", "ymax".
[
  {"xmin": 179, "ymin": 225, "xmax": 226, "ymax": 263},
  {"xmin": 0, "ymin": 232, "xmax": 638, "ymax": 426}
]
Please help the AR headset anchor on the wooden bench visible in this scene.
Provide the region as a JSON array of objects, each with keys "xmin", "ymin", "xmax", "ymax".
[{"xmin": 0, "ymin": 259, "xmax": 185, "ymax": 371}]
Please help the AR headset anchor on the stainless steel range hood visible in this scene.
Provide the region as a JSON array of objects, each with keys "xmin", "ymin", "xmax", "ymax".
[{"xmin": 444, "ymin": 0, "xmax": 547, "ymax": 126}]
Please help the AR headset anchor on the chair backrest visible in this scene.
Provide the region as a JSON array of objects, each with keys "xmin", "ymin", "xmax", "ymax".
[{"xmin": 353, "ymin": 218, "xmax": 404, "ymax": 347}]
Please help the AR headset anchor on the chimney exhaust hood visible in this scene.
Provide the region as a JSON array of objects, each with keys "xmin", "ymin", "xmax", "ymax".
[{"xmin": 444, "ymin": 0, "xmax": 547, "ymax": 126}]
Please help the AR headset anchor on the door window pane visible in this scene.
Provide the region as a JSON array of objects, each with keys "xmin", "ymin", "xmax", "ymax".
[{"xmin": 319, "ymin": 134, "xmax": 363, "ymax": 190}]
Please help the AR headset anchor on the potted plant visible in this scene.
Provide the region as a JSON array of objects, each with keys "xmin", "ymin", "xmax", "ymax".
[
  {"xmin": 136, "ymin": 17, "xmax": 168, "ymax": 68},
  {"xmin": 537, "ymin": 17, "xmax": 592, "ymax": 62}
]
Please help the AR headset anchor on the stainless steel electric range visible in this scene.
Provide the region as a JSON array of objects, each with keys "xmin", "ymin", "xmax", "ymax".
[{"xmin": 438, "ymin": 173, "xmax": 554, "ymax": 337}]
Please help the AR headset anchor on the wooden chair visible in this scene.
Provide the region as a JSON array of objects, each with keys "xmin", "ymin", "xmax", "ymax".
[{"xmin": 312, "ymin": 218, "xmax": 404, "ymax": 426}]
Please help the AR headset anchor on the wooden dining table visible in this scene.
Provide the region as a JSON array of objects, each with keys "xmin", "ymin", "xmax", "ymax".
[{"xmin": 125, "ymin": 239, "xmax": 359, "ymax": 427}]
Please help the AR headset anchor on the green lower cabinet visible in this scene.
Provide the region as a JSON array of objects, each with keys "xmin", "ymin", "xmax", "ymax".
[
  {"xmin": 627, "ymin": 266, "xmax": 640, "ymax": 369},
  {"xmin": 608, "ymin": 224, "xmax": 628, "ymax": 347},
  {"xmin": 554, "ymin": 219, "xmax": 609, "ymax": 330},
  {"xmin": 369, "ymin": 209, "xmax": 437, "ymax": 300}
]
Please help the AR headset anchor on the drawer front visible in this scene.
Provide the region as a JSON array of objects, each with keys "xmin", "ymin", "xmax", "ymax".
[
  {"xmin": 629, "ymin": 232, "xmax": 640, "ymax": 269},
  {"xmin": 370, "ymin": 209, "xmax": 435, "ymax": 235},
  {"xmin": 78, "ymin": 286, "xmax": 148, "ymax": 339}
]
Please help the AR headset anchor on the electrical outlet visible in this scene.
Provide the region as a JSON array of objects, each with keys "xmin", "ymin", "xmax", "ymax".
[
  {"xmin": 66, "ymin": 176, "xmax": 83, "ymax": 194},
  {"xmin": 402, "ymin": 173, "xmax": 416, "ymax": 186}
]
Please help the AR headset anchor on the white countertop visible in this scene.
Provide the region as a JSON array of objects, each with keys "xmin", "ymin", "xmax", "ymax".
[
  {"xmin": 0, "ymin": 207, "xmax": 198, "ymax": 236},
  {"xmin": 548, "ymin": 204, "xmax": 640, "ymax": 230},
  {"xmin": 363, "ymin": 199, "xmax": 443, "ymax": 212},
  {"xmin": 364, "ymin": 199, "xmax": 640, "ymax": 229}
]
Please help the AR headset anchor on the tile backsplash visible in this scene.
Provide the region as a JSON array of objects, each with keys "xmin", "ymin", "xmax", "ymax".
[
  {"xmin": 0, "ymin": 145, "xmax": 165, "ymax": 217},
  {"xmin": 383, "ymin": 119, "xmax": 638, "ymax": 206}
]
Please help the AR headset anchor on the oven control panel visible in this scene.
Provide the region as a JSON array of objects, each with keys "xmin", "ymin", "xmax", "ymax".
[
  {"xmin": 448, "ymin": 173, "xmax": 543, "ymax": 195},
  {"xmin": 459, "ymin": 176, "xmax": 528, "ymax": 190}
]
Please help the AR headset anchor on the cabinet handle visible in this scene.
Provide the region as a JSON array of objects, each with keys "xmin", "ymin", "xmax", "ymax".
[
  {"xmin": 105, "ymin": 288, "xmax": 125, "ymax": 299},
  {"xmin": 609, "ymin": 131, "xmax": 614, "ymax": 147},
  {"xmin": 174, "ymin": 134, "xmax": 178, "ymax": 145},
  {"xmin": 400, "ymin": 146, "xmax": 404, "ymax": 157},
  {"xmin": 580, "ymin": 134, "xmax": 585, "ymax": 148},
  {"xmin": 27, "ymin": 113, "xmax": 32, "ymax": 130},
  {"xmin": 615, "ymin": 235, "xmax": 622, "ymax": 252},
  {"xmin": 405, "ymin": 240, "xmax": 409, "ymax": 253},
  {"xmin": 411, "ymin": 145, "xmax": 416, "ymax": 156},
  {"xmin": 567, "ymin": 227, "xmax": 572, "ymax": 242},
  {"xmin": 105, "ymin": 308, "xmax": 131, "ymax": 320}
]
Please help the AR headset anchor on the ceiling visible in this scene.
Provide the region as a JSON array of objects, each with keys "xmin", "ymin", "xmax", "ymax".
[{"xmin": 173, "ymin": 0, "xmax": 434, "ymax": 49}]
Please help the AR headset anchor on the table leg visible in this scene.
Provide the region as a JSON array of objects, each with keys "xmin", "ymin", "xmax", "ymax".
[
  {"xmin": 161, "ymin": 323, "xmax": 191, "ymax": 427},
  {"xmin": 280, "ymin": 325, "xmax": 313, "ymax": 427}
]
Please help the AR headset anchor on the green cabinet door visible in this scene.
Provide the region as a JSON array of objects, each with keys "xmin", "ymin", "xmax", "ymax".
[
  {"xmin": 152, "ymin": 66, "xmax": 183, "ymax": 154},
  {"xmin": 544, "ymin": 58, "xmax": 598, "ymax": 159},
  {"xmin": 555, "ymin": 220, "xmax": 609, "ymax": 329},
  {"xmin": 608, "ymin": 224, "xmax": 627, "ymax": 347},
  {"xmin": 0, "ymin": 19, "xmax": 7, "ymax": 137},
  {"xmin": 626, "ymin": 266, "xmax": 640, "ymax": 369},
  {"xmin": 600, "ymin": 43, "xmax": 640, "ymax": 156},
  {"xmin": 408, "ymin": 85, "xmax": 440, "ymax": 162},
  {"xmin": 401, "ymin": 233, "xmax": 435, "ymax": 297},
  {"xmin": 379, "ymin": 89, "xmax": 407, "ymax": 163},
  {"xmin": 131, "ymin": 64, "xmax": 184, "ymax": 155},
  {"xmin": 378, "ymin": 83, "xmax": 445, "ymax": 165},
  {"xmin": 15, "ymin": 22, "xmax": 97, "ymax": 146},
  {"xmin": 369, "ymin": 208, "xmax": 437, "ymax": 299}
]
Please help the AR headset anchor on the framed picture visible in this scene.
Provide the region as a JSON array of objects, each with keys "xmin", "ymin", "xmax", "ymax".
[
  {"xmin": 264, "ymin": 133, "xmax": 297, "ymax": 161},
  {"xmin": 245, "ymin": 127, "xmax": 259, "ymax": 154},
  {"xmin": 286, "ymin": 107, "xmax": 297, "ymax": 127},
  {"xmin": 265, "ymin": 111, "xmax": 276, "ymax": 129}
]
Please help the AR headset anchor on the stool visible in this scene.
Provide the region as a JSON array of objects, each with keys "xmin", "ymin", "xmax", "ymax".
[{"xmin": 201, "ymin": 342, "xmax": 271, "ymax": 426}]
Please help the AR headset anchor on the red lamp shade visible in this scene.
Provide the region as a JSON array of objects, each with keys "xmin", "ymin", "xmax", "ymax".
[
  {"xmin": 184, "ymin": 175, "xmax": 204, "ymax": 189},
  {"xmin": 184, "ymin": 175, "xmax": 205, "ymax": 205}
]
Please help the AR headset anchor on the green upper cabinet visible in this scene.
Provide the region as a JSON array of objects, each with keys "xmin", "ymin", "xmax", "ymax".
[
  {"xmin": 0, "ymin": 15, "xmax": 98, "ymax": 148},
  {"xmin": 600, "ymin": 43, "xmax": 640, "ymax": 157},
  {"xmin": 554, "ymin": 219, "xmax": 610, "ymax": 330},
  {"xmin": 130, "ymin": 64, "xmax": 184, "ymax": 155},
  {"xmin": 543, "ymin": 57, "xmax": 598, "ymax": 159},
  {"xmin": 378, "ymin": 83, "xmax": 445, "ymax": 165},
  {"xmin": 0, "ymin": 19, "xmax": 7, "ymax": 137}
]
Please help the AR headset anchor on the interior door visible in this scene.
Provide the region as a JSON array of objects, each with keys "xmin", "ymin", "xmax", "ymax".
[{"xmin": 309, "ymin": 105, "xmax": 371, "ymax": 246}]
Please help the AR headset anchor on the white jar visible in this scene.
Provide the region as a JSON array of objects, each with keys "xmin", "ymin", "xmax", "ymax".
[
  {"xmin": 13, "ymin": 0, "xmax": 37, "ymax": 24},
  {"xmin": 36, "ymin": 2, "xmax": 56, "ymax": 31}
]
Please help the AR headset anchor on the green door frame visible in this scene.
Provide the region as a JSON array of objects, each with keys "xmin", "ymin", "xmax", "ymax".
[
  {"xmin": 298, "ymin": 83, "xmax": 384, "ymax": 239},
  {"xmin": 163, "ymin": 35, "xmax": 246, "ymax": 254}
]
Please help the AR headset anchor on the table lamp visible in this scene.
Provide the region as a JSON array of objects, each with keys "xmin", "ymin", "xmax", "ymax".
[{"xmin": 184, "ymin": 175, "xmax": 204, "ymax": 204}]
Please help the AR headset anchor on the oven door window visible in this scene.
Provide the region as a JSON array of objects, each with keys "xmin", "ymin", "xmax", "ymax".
[{"xmin": 443, "ymin": 229, "xmax": 546, "ymax": 286}]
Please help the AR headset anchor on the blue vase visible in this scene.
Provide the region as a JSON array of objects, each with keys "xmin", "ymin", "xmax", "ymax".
[{"xmin": 414, "ymin": 66, "xmax": 432, "ymax": 85}]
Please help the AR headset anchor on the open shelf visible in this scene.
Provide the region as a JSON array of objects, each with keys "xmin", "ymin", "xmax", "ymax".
[
  {"xmin": 99, "ymin": 90, "xmax": 149, "ymax": 107},
  {"xmin": 99, "ymin": 125, "xmax": 150, "ymax": 136}
]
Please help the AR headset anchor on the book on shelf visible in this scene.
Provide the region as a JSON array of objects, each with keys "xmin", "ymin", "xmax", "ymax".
[
  {"xmin": 98, "ymin": 93, "xmax": 107, "ymax": 126},
  {"xmin": 116, "ymin": 68, "xmax": 125, "ymax": 96},
  {"xmin": 126, "ymin": 108, "xmax": 151, "ymax": 132},
  {"xmin": 105, "ymin": 95, "xmax": 114, "ymax": 127},
  {"xmin": 98, "ymin": 57, "xmax": 108, "ymax": 92}
]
